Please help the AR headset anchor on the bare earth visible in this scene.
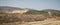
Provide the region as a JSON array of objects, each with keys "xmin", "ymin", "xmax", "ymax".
[{"xmin": 0, "ymin": 20, "xmax": 60, "ymax": 25}]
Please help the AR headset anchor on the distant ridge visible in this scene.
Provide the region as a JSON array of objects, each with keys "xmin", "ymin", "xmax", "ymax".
[
  {"xmin": 0, "ymin": 6, "xmax": 60, "ymax": 15},
  {"xmin": 0, "ymin": 6, "xmax": 24, "ymax": 10},
  {"xmin": 0, "ymin": 6, "xmax": 28, "ymax": 14}
]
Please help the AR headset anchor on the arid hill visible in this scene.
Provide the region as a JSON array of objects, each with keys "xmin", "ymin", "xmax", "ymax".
[
  {"xmin": 0, "ymin": 6, "xmax": 28, "ymax": 14},
  {"xmin": 0, "ymin": 6, "xmax": 60, "ymax": 24}
]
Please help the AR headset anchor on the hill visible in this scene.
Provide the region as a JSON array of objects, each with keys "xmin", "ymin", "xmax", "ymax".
[
  {"xmin": 24, "ymin": 9, "xmax": 60, "ymax": 16},
  {"xmin": 0, "ymin": 6, "xmax": 28, "ymax": 14},
  {"xmin": 0, "ymin": 6, "xmax": 60, "ymax": 24},
  {"xmin": 0, "ymin": 6, "xmax": 60, "ymax": 15},
  {"xmin": 0, "ymin": 6, "xmax": 23, "ymax": 11}
]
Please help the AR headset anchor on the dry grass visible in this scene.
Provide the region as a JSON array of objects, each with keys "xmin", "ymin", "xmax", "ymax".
[
  {"xmin": 0, "ymin": 14, "xmax": 60, "ymax": 25},
  {"xmin": 0, "ymin": 14, "xmax": 47, "ymax": 23},
  {"xmin": 43, "ymin": 22, "xmax": 60, "ymax": 25}
]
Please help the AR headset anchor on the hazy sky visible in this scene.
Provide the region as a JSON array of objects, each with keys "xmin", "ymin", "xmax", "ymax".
[{"xmin": 0, "ymin": 0, "xmax": 60, "ymax": 10}]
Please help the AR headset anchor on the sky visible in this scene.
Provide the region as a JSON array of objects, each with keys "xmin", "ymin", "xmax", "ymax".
[{"xmin": 0, "ymin": 0, "xmax": 60, "ymax": 10}]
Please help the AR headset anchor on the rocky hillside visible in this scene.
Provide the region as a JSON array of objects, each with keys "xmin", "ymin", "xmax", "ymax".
[
  {"xmin": 0, "ymin": 6, "xmax": 60, "ymax": 25},
  {"xmin": 0, "ymin": 14, "xmax": 47, "ymax": 23}
]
